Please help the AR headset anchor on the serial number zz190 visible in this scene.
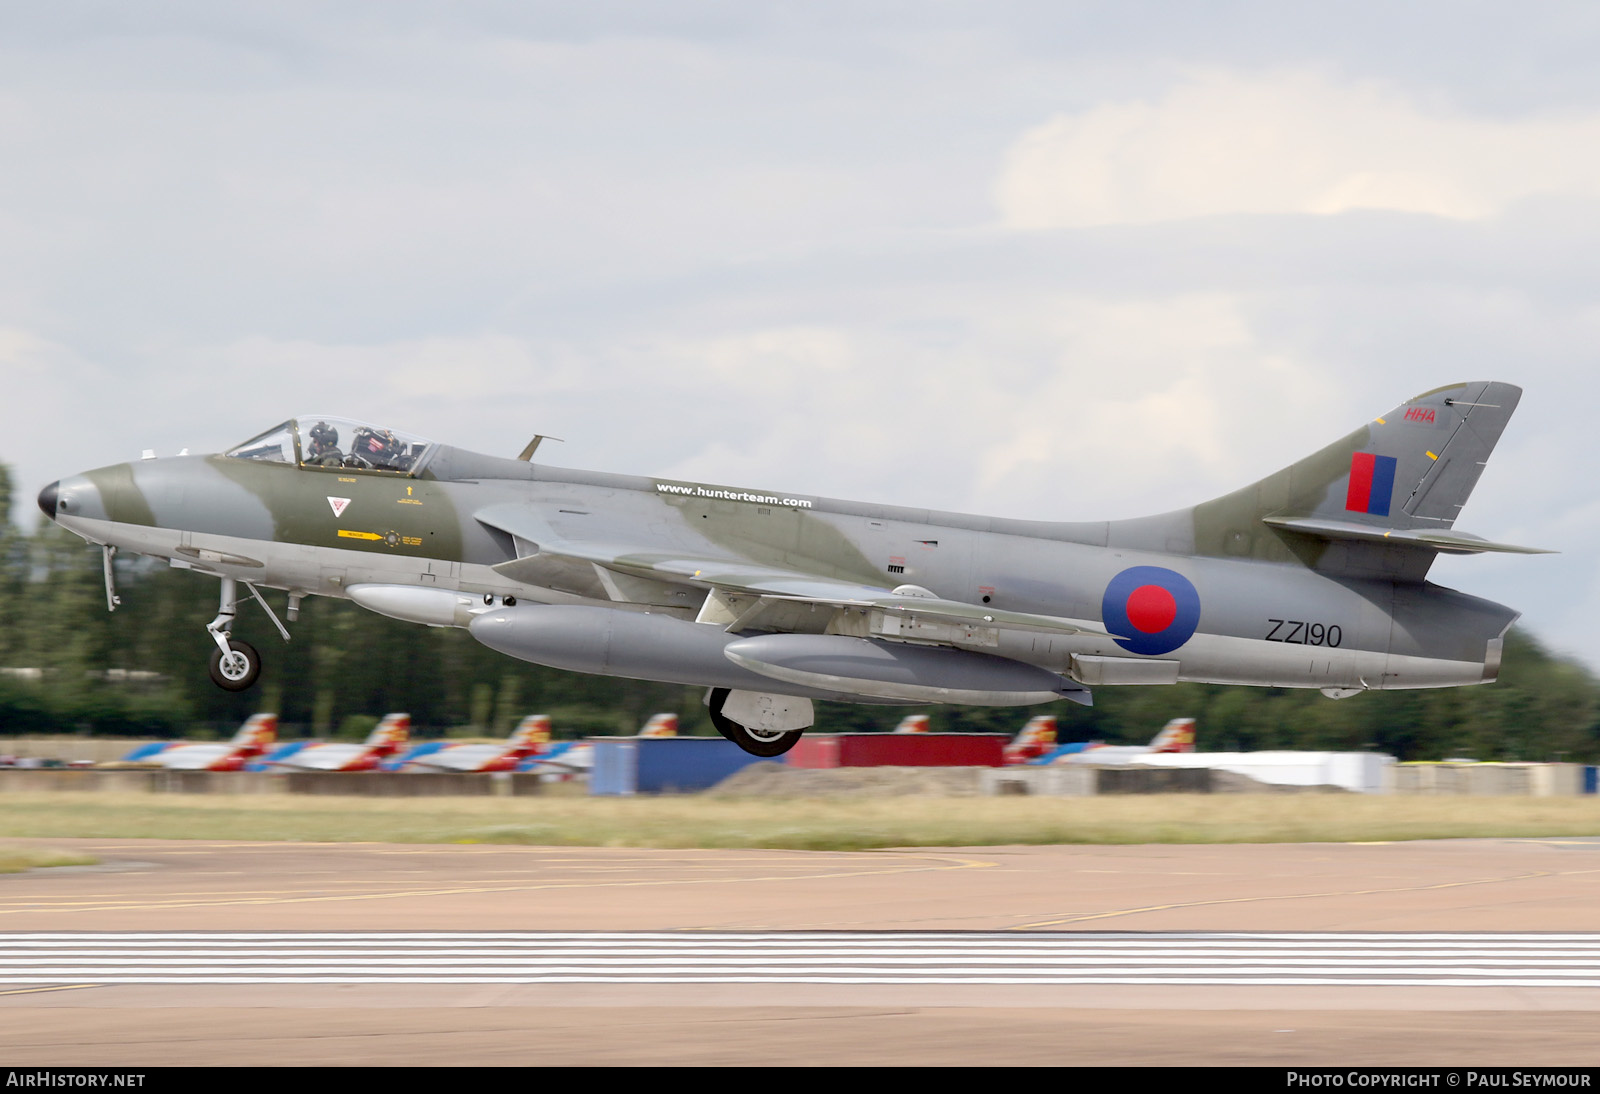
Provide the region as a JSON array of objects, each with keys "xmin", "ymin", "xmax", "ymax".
[{"xmin": 1265, "ymin": 619, "xmax": 1343, "ymax": 647}]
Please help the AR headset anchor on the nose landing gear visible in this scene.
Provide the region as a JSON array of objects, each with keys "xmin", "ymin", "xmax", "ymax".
[{"xmin": 206, "ymin": 576, "xmax": 291, "ymax": 692}]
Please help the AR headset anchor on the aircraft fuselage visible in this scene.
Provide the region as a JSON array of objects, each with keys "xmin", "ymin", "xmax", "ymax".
[{"xmin": 44, "ymin": 441, "xmax": 1515, "ymax": 701}]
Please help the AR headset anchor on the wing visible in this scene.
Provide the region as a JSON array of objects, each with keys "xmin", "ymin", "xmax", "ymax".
[{"xmin": 473, "ymin": 503, "xmax": 1111, "ymax": 644}]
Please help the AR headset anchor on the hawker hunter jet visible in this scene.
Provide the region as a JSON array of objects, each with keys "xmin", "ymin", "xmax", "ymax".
[{"xmin": 40, "ymin": 383, "xmax": 1548, "ymax": 758}]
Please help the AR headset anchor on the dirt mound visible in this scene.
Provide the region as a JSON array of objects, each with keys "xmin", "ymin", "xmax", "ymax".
[{"xmin": 708, "ymin": 763, "xmax": 985, "ymax": 798}]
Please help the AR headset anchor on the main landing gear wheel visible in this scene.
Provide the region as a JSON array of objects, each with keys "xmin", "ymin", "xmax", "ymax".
[
  {"xmin": 707, "ymin": 687, "xmax": 803, "ymax": 758},
  {"xmin": 208, "ymin": 639, "xmax": 261, "ymax": 692}
]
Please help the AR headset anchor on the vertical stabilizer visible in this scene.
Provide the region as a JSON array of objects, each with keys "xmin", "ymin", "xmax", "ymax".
[
  {"xmin": 366, "ymin": 713, "xmax": 411, "ymax": 754},
  {"xmin": 639, "ymin": 713, "xmax": 678, "ymax": 737},
  {"xmin": 1187, "ymin": 382, "xmax": 1527, "ymax": 577},
  {"xmin": 511, "ymin": 714, "xmax": 552, "ymax": 754},
  {"xmin": 1303, "ymin": 381, "xmax": 1522, "ymax": 529},
  {"xmin": 229, "ymin": 713, "xmax": 278, "ymax": 755},
  {"xmin": 1147, "ymin": 717, "xmax": 1195, "ymax": 753},
  {"xmin": 1004, "ymin": 714, "xmax": 1057, "ymax": 763}
]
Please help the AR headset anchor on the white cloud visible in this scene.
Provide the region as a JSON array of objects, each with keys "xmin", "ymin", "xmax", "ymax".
[{"xmin": 996, "ymin": 70, "xmax": 1600, "ymax": 229}]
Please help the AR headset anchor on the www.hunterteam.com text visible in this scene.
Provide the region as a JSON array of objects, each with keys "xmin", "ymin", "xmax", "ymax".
[{"xmin": 656, "ymin": 483, "xmax": 813, "ymax": 508}]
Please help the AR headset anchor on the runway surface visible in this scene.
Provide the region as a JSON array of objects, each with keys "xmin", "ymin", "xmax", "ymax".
[{"xmin": 5, "ymin": 836, "xmax": 1600, "ymax": 1064}]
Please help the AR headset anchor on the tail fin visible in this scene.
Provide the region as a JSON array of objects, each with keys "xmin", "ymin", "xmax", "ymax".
[
  {"xmin": 1004, "ymin": 714, "xmax": 1057, "ymax": 763},
  {"xmin": 1188, "ymin": 381, "xmax": 1545, "ymax": 578},
  {"xmin": 639, "ymin": 713, "xmax": 678, "ymax": 737},
  {"xmin": 1147, "ymin": 717, "xmax": 1195, "ymax": 753},
  {"xmin": 510, "ymin": 714, "xmax": 552, "ymax": 754},
  {"xmin": 365, "ymin": 713, "xmax": 411, "ymax": 754},
  {"xmin": 229, "ymin": 713, "xmax": 278, "ymax": 756},
  {"xmin": 893, "ymin": 715, "xmax": 931, "ymax": 733}
]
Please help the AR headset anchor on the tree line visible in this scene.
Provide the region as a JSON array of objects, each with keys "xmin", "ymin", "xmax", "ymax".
[{"xmin": 1, "ymin": 462, "xmax": 1595, "ymax": 759}]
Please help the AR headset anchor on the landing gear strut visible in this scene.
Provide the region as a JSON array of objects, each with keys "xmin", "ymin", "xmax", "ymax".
[
  {"xmin": 205, "ymin": 576, "xmax": 290, "ymax": 692},
  {"xmin": 707, "ymin": 687, "xmax": 808, "ymax": 758}
]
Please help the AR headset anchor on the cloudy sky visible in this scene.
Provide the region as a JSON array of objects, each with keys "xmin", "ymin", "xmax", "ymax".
[{"xmin": 3, "ymin": 3, "xmax": 1598, "ymax": 667}]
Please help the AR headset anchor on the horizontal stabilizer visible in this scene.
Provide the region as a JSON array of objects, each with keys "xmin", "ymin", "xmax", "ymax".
[{"xmin": 1262, "ymin": 516, "xmax": 1554, "ymax": 556}]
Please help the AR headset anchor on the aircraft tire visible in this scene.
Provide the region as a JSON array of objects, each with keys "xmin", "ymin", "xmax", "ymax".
[
  {"xmin": 708, "ymin": 688, "xmax": 802, "ymax": 758},
  {"xmin": 208, "ymin": 639, "xmax": 261, "ymax": 692},
  {"xmin": 708, "ymin": 693, "xmax": 737, "ymax": 743}
]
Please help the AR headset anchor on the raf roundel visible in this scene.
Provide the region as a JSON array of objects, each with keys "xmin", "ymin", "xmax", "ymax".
[{"xmin": 1101, "ymin": 566, "xmax": 1202, "ymax": 656}]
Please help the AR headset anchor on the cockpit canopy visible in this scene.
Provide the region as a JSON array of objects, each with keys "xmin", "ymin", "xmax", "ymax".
[{"xmin": 226, "ymin": 417, "xmax": 434, "ymax": 476}]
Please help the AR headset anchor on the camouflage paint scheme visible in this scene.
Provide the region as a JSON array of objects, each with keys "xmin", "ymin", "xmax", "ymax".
[{"xmin": 40, "ymin": 382, "xmax": 1546, "ymax": 744}]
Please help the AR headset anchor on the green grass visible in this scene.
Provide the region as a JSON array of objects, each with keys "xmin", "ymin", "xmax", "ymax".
[{"xmin": 0, "ymin": 792, "xmax": 1598, "ymax": 850}]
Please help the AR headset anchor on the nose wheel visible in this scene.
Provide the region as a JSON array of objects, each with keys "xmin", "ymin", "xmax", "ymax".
[
  {"xmin": 204, "ymin": 576, "xmax": 289, "ymax": 692},
  {"xmin": 209, "ymin": 639, "xmax": 261, "ymax": 691}
]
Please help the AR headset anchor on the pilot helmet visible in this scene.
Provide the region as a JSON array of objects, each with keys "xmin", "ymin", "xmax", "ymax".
[{"xmin": 308, "ymin": 420, "xmax": 338, "ymax": 453}]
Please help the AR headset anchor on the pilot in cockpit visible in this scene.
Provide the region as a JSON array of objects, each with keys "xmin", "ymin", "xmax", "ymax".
[
  {"xmin": 348, "ymin": 426, "xmax": 405, "ymax": 471},
  {"xmin": 305, "ymin": 421, "xmax": 345, "ymax": 467}
]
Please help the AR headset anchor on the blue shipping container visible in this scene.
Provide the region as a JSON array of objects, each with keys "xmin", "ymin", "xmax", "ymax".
[{"xmin": 588, "ymin": 737, "xmax": 769, "ymax": 796}]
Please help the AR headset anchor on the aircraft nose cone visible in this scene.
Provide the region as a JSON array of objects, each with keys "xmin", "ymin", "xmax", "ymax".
[{"xmin": 36, "ymin": 480, "xmax": 59, "ymax": 521}]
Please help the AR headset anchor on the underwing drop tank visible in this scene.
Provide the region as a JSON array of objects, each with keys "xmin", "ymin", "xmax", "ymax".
[
  {"xmin": 467, "ymin": 604, "xmax": 1087, "ymax": 707},
  {"xmin": 468, "ymin": 605, "xmax": 819, "ymax": 694},
  {"xmin": 723, "ymin": 633, "xmax": 1089, "ymax": 706}
]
